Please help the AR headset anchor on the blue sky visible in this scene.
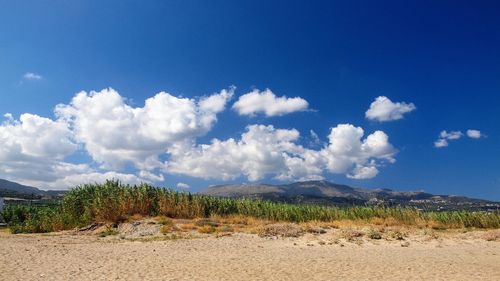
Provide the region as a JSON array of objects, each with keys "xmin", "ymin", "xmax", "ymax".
[{"xmin": 0, "ymin": 1, "xmax": 499, "ymax": 200}]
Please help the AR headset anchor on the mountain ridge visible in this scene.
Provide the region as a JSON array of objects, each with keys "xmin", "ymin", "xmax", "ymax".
[
  {"xmin": 201, "ymin": 180, "xmax": 499, "ymax": 211},
  {"xmin": 0, "ymin": 179, "xmax": 65, "ymax": 199}
]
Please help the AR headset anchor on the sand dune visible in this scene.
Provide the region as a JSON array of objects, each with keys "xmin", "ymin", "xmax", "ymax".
[{"xmin": 1, "ymin": 229, "xmax": 499, "ymax": 281}]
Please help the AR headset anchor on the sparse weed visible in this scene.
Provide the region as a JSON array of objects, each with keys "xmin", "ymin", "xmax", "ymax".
[
  {"xmin": 198, "ymin": 225, "xmax": 216, "ymax": 234},
  {"xmin": 367, "ymin": 229, "xmax": 382, "ymax": 240},
  {"xmin": 258, "ymin": 223, "xmax": 304, "ymax": 238},
  {"xmin": 157, "ymin": 216, "xmax": 173, "ymax": 226},
  {"xmin": 98, "ymin": 228, "xmax": 119, "ymax": 237},
  {"xmin": 341, "ymin": 228, "xmax": 365, "ymax": 243},
  {"xmin": 179, "ymin": 223, "xmax": 198, "ymax": 231},
  {"xmin": 482, "ymin": 230, "xmax": 500, "ymax": 241},
  {"xmin": 217, "ymin": 225, "xmax": 234, "ymax": 233},
  {"xmin": 160, "ymin": 225, "xmax": 174, "ymax": 234}
]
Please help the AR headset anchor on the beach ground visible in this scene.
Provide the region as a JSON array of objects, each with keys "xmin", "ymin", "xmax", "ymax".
[{"xmin": 1, "ymin": 226, "xmax": 499, "ymax": 281}]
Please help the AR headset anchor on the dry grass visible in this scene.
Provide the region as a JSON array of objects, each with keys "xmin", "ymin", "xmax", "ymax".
[
  {"xmin": 301, "ymin": 222, "xmax": 327, "ymax": 234},
  {"xmin": 341, "ymin": 229, "xmax": 365, "ymax": 242},
  {"xmin": 128, "ymin": 214, "xmax": 144, "ymax": 221},
  {"xmin": 198, "ymin": 225, "xmax": 216, "ymax": 234},
  {"xmin": 160, "ymin": 225, "xmax": 173, "ymax": 234},
  {"xmin": 195, "ymin": 218, "xmax": 219, "ymax": 227},
  {"xmin": 179, "ymin": 223, "xmax": 198, "ymax": 231},
  {"xmin": 98, "ymin": 228, "xmax": 119, "ymax": 237},
  {"xmin": 370, "ymin": 217, "xmax": 400, "ymax": 227},
  {"xmin": 258, "ymin": 223, "xmax": 304, "ymax": 238},
  {"xmin": 214, "ymin": 215, "xmax": 251, "ymax": 225},
  {"xmin": 157, "ymin": 216, "xmax": 173, "ymax": 226},
  {"xmin": 71, "ymin": 214, "xmax": 500, "ymax": 245},
  {"xmin": 482, "ymin": 230, "xmax": 500, "ymax": 241},
  {"xmin": 367, "ymin": 228, "xmax": 382, "ymax": 240},
  {"xmin": 386, "ymin": 227, "xmax": 408, "ymax": 241},
  {"xmin": 216, "ymin": 225, "xmax": 234, "ymax": 233}
]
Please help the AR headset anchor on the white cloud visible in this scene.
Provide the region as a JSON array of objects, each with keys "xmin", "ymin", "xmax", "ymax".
[
  {"xmin": 0, "ymin": 113, "xmax": 147, "ymax": 189},
  {"xmin": 0, "ymin": 113, "xmax": 76, "ymax": 160},
  {"xmin": 440, "ymin": 130, "xmax": 463, "ymax": 140},
  {"xmin": 0, "ymin": 87, "xmax": 399, "ymax": 188},
  {"xmin": 55, "ymin": 87, "xmax": 233, "ymax": 170},
  {"xmin": 0, "ymin": 87, "xmax": 234, "ymax": 189},
  {"xmin": 434, "ymin": 138, "xmax": 449, "ymax": 148},
  {"xmin": 176, "ymin": 182, "xmax": 190, "ymax": 189},
  {"xmin": 434, "ymin": 130, "xmax": 464, "ymax": 148},
  {"xmin": 347, "ymin": 164, "xmax": 379, "ymax": 179},
  {"xmin": 466, "ymin": 129, "xmax": 482, "ymax": 139},
  {"xmin": 309, "ymin": 129, "xmax": 322, "ymax": 147},
  {"xmin": 166, "ymin": 124, "xmax": 396, "ymax": 181},
  {"xmin": 166, "ymin": 124, "xmax": 301, "ymax": 181},
  {"xmin": 365, "ymin": 96, "xmax": 416, "ymax": 121},
  {"xmin": 320, "ymin": 124, "xmax": 396, "ymax": 179},
  {"xmin": 47, "ymin": 170, "xmax": 148, "ymax": 190},
  {"xmin": 232, "ymin": 89, "xmax": 308, "ymax": 117},
  {"xmin": 138, "ymin": 170, "xmax": 165, "ymax": 182},
  {"xmin": 23, "ymin": 72, "xmax": 43, "ymax": 80}
]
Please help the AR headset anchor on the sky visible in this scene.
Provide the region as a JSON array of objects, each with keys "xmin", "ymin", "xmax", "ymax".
[{"xmin": 0, "ymin": 1, "xmax": 499, "ymax": 200}]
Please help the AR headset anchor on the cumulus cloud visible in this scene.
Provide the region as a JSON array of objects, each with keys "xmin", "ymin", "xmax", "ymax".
[
  {"xmin": 466, "ymin": 129, "xmax": 482, "ymax": 139},
  {"xmin": 434, "ymin": 130, "xmax": 463, "ymax": 148},
  {"xmin": 1, "ymin": 87, "xmax": 399, "ymax": 188},
  {"xmin": 55, "ymin": 87, "xmax": 233, "ymax": 170},
  {"xmin": 1, "ymin": 87, "xmax": 234, "ymax": 189},
  {"xmin": 0, "ymin": 113, "xmax": 76, "ymax": 161},
  {"xmin": 347, "ymin": 165, "xmax": 379, "ymax": 179},
  {"xmin": 434, "ymin": 129, "xmax": 482, "ymax": 148},
  {"xmin": 47, "ymin": 170, "xmax": 149, "ymax": 190},
  {"xmin": 365, "ymin": 96, "xmax": 416, "ymax": 121},
  {"xmin": 434, "ymin": 138, "xmax": 449, "ymax": 148},
  {"xmin": 440, "ymin": 130, "xmax": 463, "ymax": 140},
  {"xmin": 0, "ymin": 113, "xmax": 147, "ymax": 189},
  {"xmin": 23, "ymin": 72, "xmax": 43, "ymax": 80},
  {"xmin": 176, "ymin": 182, "xmax": 190, "ymax": 189},
  {"xmin": 232, "ymin": 89, "xmax": 308, "ymax": 117},
  {"xmin": 166, "ymin": 124, "xmax": 396, "ymax": 181},
  {"xmin": 0, "ymin": 112, "xmax": 76, "ymax": 185}
]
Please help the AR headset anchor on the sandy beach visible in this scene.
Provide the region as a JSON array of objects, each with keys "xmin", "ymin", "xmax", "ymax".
[{"xmin": 1, "ymin": 227, "xmax": 499, "ymax": 281}]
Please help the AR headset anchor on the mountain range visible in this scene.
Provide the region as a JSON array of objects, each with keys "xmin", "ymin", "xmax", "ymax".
[
  {"xmin": 201, "ymin": 180, "xmax": 499, "ymax": 211},
  {"xmin": 0, "ymin": 179, "xmax": 65, "ymax": 199}
]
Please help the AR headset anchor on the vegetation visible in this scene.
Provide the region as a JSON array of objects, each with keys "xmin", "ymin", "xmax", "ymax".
[
  {"xmin": 1, "ymin": 180, "xmax": 499, "ymax": 233},
  {"xmin": 98, "ymin": 228, "xmax": 119, "ymax": 237}
]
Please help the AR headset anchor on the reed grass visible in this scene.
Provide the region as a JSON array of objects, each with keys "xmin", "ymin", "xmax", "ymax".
[{"xmin": 2, "ymin": 180, "xmax": 499, "ymax": 233}]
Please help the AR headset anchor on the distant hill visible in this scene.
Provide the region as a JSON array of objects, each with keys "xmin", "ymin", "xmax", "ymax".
[
  {"xmin": 0, "ymin": 179, "xmax": 45, "ymax": 199},
  {"xmin": 201, "ymin": 180, "xmax": 500, "ymax": 211},
  {"xmin": 0, "ymin": 179, "xmax": 65, "ymax": 200}
]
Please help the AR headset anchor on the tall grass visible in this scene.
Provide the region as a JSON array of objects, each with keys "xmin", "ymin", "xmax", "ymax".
[{"xmin": 2, "ymin": 180, "xmax": 499, "ymax": 233}]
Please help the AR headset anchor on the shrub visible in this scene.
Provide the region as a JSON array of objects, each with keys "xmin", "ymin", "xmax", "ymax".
[
  {"xmin": 157, "ymin": 216, "xmax": 173, "ymax": 226},
  {"xmin": 198, "ymin": 225, "xmax": 216, "ymax": 234},
  {"xmin": 367, "ymin": 229, "xmax": 382, "ymax": 240},
  {"xmin": 98, "ymin": 228, "xmax": 119, "ymax": 237}
]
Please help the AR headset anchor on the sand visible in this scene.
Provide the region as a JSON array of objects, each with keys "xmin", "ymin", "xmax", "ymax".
[{"xmin": 1, "ymin": 228, "xmax": 499, "ymax": 281}]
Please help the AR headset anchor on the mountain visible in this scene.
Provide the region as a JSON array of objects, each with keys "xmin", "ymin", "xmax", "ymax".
[
  {"xmin": 0, "ymin": 179, "xmax": 66, "ymax": 200},
  {"xmin": 201, "ymin": 180, "xmax": 500, "ymax": 211},
  {"xmin": 0, "ymin": 178, "xmax": 45, "ymax": 199}
]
